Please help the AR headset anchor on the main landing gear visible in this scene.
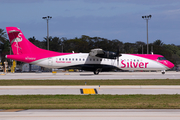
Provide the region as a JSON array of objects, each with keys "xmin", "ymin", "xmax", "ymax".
[
  {"xmin": 161, "ymin": 70, "xmax": 165, "ymax": 74},
  {"xmin": 93, "ymin": 68, "xmax": 102, "ymax": 75}
]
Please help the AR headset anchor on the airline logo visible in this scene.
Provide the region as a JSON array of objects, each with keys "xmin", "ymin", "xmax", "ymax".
[
  {"xmin": 121, "ymin": 60, "xmax": 149, "ymax": 68},
  {"xmin": 10, "ymin": 33, "xmax": 22, "ymax": 44}
]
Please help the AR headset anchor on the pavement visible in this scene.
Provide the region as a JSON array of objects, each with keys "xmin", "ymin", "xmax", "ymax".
[
  {"xmin": 0, "ymin": 71, "xmax": 180, "ymax": 80},
  {"xmin": 1, "ymin": 71, "xmax": 180, "ymax": 120},
  {"xmin": 1, "ymin": 109, "xmax": 180, "ymax": 120},
  {"xmin": 0, "ymin": 85, "xmax": 180, "ymax": 95}
]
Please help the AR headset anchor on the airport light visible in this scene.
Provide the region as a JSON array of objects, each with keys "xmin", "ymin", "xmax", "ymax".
[
  {"xmin": 142, "ymin": 15, "xmax": 152, "ymax": 54},
  {"xmin": 42, "ymin": 16, "xmax": 52, "ymax": 50}
]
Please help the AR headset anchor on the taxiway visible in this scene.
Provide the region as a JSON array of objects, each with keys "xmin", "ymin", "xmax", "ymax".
[
  {"xmin": 0, "ymin": 86, "xmax": 180, "ymax": 95},
  {"xmin": 0, "ymin": 71, "xmax": 180, "ymax": 80},
  {"xmin": 1, "ymin": 109, "xmax": 180, "ymax": 120}
]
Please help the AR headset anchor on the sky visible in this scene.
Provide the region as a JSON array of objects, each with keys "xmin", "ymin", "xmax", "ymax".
[{"xmin": 0, "ymin": 0, "xmax": 180, "ymax": 45}]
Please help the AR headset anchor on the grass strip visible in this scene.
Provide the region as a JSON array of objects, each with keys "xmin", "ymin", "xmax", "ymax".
[
  {"xmin": 0, "ymin": 95, "xmax": 180, "ymax": 109},
  {"xmin": 1, "ymin": 79, "xmax": 180, "ymax": 85}
]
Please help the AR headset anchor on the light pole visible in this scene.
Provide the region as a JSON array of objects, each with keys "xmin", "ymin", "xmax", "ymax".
[
  {"xmin": 142, "ymin": 15, "xmax": 152, "ymax": 54},
  {"xmin": 42, "ymin": 16, "xmax": 52, "ymax": 50},
  {"xmin": 0, "ymin": 43, "xmax": 1, "ymax": 61}
]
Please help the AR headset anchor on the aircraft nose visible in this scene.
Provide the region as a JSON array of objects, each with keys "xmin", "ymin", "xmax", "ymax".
[{"xmin": 167, "ymin": 61, "xmax": 174, "ymax": 69}]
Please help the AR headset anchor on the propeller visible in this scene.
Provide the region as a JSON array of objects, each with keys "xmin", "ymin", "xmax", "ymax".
[{"xmin": 116, "ymin": 45, "xmax": 121, "ymax": 67}]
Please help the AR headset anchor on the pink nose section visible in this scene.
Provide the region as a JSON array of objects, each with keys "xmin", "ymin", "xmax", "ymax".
[{"xmin": 168, "ymin": 61, "xmax": 174, "ymax": 69}]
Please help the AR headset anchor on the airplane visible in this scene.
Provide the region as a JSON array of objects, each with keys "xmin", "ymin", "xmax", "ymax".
[{"xmin": 5, "ymin": 27, "xmax": 174, "ymax": 75}]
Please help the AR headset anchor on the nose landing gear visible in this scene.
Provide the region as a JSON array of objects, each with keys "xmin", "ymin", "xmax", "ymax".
[{"xmin": 161, "ymin": 70, "xmax": 165, "ymax": 74}]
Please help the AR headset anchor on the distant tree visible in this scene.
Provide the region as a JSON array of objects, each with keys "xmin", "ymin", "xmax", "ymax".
[
  {"xmin": 0, "ymin": 28, "xmax": 10, "ymax": 63},
  {"xmin": 163, "ymin": 44, "xmax": 179, "ymax": 54},
  {"xmin": 135, "ymin": 41, "xmax": 146, "ymax": 54},
  {"xmin": 177, "ymin": 50, "xmax": 180, "ymax": 57},
  {"xmin": 153, "ymin": 39, "xmax": 163, "ymax": 46},
  {"xmin": 49, "ymin": 37, "xmax": 62, "ymax": 52},
  {"xmin": 0, "ymin": 29, "xmax": 7, "ymax": 44},
  {"xmin": 111, "ymin": 39, "xmax": 123, "ymax": 53},
  {"xmin": 123, "ymin": 42, "xmax": 139, "ymax": 54},
  {"xmin": 28, "ymin": 36, "xmax": 46, "ymax": 49}
]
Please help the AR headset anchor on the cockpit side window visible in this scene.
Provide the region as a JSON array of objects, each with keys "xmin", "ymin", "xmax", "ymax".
[{"xmin": 158, "ymin": 57, "xmax": 166, "ymax": 60}]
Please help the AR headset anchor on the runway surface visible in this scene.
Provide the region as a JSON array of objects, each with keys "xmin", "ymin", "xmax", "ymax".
[
  {"xmin": 0, "ymin": 71, "xmax": 180, "ymax": 80},
  {"xmin": 1, "ymin": 86, "xmax": 180, "ymax": 95},
  {"xmin": 1, "ymin": 109, "xmax": 180, "ymax": 120}
]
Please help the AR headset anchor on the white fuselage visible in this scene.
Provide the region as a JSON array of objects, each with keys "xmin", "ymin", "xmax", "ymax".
[{"xmin": 31, "ymin": 53, "xmax": 168, "ymax": 71}]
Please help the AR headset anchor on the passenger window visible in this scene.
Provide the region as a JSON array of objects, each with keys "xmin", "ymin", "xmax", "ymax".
[
  {"xmin": 100, "ymin": 59, "xmax": 102, "ymax": 61},
  {"xmin": 76, "ymin": 58, "xmax": 78, "ymax": 61},
  {"xmin": 97, "ymin": 59, "xmax": 98, "ymax": 61},
  {"xmin": 72, "ymin": 58, "xmax": 74, "ymax": 61},
  {"xmin": 79, "ymin": 58, "xmax": 81, "ymax": 61},
  {"xmin": 93, "ymin": 59, "xmax": 95, "ymax": 61},
  {"xmin": 90, "ymin": 59, "xmax": 91, "ymax": 61},
  {"xmin": 69, "ymin": 58, "xmax": 71, "ymax": 61},
  {"xmin": 66, "ymin": 58, "xmax": 68, "ymax": 61},
  {"xmin": 83, "ymin": 59, "xmax": 85, "ymax": 61},
  {"xmin": 62, "ymin": 58, "xmax": 64, "ymax": 61},
  {"xmin": 59, "ymin": 58, "xmax": 61, "ymax": 61}
]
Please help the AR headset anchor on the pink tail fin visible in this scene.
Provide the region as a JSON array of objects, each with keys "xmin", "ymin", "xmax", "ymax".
[{"xmin": 6, "ymin": 27, "xmax": 44, "ymax": 55}]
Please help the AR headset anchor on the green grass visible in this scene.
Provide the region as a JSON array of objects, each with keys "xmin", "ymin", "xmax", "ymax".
[
  {"xmin": 0, "ymin": 79, "xmax": 180, "ymax": 85},
  {"xmin": 0, "ymin": 95, "xmax": 180, "ymax": 109}
]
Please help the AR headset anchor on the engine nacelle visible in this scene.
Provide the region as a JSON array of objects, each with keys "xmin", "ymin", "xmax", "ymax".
[
  {"xmin": 89, "ymin": 48, "xmax": 104, "ymax": 57},
  {"xmin": 89, "ymin": 48, "xmax": 118, "ymax": 59},
  {"xmin": 96, "ymin": 51, "xmax": 117, "ymax": 59}
]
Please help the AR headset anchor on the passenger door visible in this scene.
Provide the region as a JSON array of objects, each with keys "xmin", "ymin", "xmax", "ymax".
[{"xmin": 48, "ymin": 57, "xmax": 53, "ymax": 66}]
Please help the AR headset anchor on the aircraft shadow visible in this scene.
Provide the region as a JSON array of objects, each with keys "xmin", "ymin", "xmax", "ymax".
[{"xmin": 80, "ymin": 74, "xmax": 94, "ymax": 76}]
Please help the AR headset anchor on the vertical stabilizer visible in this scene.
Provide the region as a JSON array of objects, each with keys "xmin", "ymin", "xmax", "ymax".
[{"xmin": 6, "ymin": 27, "xmax": 41, "ymax": 55}]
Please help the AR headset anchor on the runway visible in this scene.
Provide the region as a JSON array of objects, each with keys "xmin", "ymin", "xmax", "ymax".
[
  {"xmin": 1, "ymin": 109, "xmax": 180, "ymax": 120},
  {"xmin": 1, "ymin": 86, "xmax": 180, "ymax": 95},
  {"xmin": 0, "ymin": 71, "xmax": 180, "ymax": 80}
]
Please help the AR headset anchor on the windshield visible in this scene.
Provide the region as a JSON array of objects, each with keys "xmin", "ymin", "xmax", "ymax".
[{"xmin": 158, "ymin": 57, "xmax": 166, "ymax": 60}]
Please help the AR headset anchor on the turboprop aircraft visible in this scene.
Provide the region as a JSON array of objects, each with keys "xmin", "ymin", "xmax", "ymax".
[{"xmin": 5, "ymin": 27, "xmax": 174, "ymax": 75}]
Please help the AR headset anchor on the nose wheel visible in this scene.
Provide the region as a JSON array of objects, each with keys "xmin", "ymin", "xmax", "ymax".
[
  {"xmin": 94, "ymin": 70, "xmax": 99, "ymax": 75},
  {"xmin": 161, "ymin": 70, "xmax": 165, "ymax": 74}
]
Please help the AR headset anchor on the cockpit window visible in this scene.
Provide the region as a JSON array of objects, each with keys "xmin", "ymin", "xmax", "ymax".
[{"xmin": 158, "ymin": 57, "xmax": 166, "ymax": 60}]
